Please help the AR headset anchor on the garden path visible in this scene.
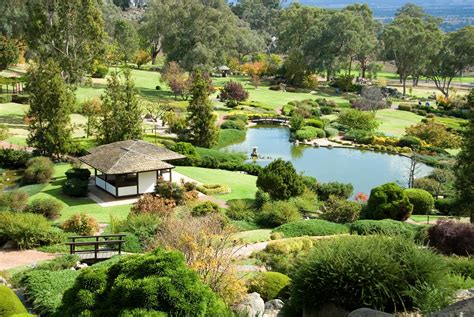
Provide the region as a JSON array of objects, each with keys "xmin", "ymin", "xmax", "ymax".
[{"xmin": 0, "ymin": 250, "xmax": 58, "ymax": 270}]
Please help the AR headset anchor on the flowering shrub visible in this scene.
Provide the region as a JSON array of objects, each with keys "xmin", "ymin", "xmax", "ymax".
[{"xmin": 61, "ymin": 213, "xmax": 99, "ymax": 236}]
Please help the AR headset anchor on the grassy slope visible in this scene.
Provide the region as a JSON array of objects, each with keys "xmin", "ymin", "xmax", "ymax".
[
  {"xmin": 375, "ymin": 109, "xmax": 424, "ymax": 137},
  {"xmin": 25, "ymin": 164, "xmax": 131, "ymax": 223},
  {"xmin": 175, "ymin": 166, "xmax": 257, "ymax": 201}
]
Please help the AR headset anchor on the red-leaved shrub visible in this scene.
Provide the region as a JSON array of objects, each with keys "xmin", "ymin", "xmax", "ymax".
[{"xmin": 427, "ymin": 220, "xmax": 474, "ymax": 256}]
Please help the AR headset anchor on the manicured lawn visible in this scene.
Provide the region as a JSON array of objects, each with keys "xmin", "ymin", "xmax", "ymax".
[
  {"xmin": 375, "ymin": 109, "xmax": 424, "ymax": 137},
  {"xmin": 434, "ymin": 116, "xmax": 467, "ymax": 130},
  {"xmin": 25, "ymin": 163, "xmax": 131, "ymax": 223},
  {"xmin": 232, "ymin": 229, "xmax": 272, "ymax": 243},
  {"xmin": 175, "ymin": 166, "xmax": 257, "ymax": 201},
  {"xmin": 409, "ymin": 214, "xmax": 447, "ymax": 223}
]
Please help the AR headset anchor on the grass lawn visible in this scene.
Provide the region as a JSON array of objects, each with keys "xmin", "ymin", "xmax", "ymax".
[
  {"xmin": 232, "ymin": 229, "xmax": 272, "ymax": 244},
  {"xmin": 410, "ymin": 214, "xmax": 447, "ymax": 223},
  {"xmin": 434, "ymin": 116, "xmax": 467, "ymax": 130},
  {"xmin": 25, "ymin": 163, "xmax": 131, "ymax": 223},
  {"xmin": 175, "ymin": 166, "xmax": 257, "ymax": 201},
  {"xmin": 375, "ymin": 109, "xmax": 423, "ymax": 137}
]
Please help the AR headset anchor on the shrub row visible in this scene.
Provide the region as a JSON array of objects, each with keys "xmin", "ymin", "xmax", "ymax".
[
  {"xmin": 349, "ymin": 219, "xmax": 427, "ymax": 241},
  {"xmin": 272, "ymin": 219, "xmax": 349, "ymax": 238}
]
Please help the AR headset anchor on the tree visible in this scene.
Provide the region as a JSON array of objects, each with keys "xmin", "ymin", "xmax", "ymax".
[
  {"xmin": 381, "ymin": 11, "xmax": 442, "ymax": 95},
  {"xmin": 242, "ymin": 61, "xmax": 266, "ymax": 88},
  {"xmin": 406, "ymin": 120, "xmax": 461, "ymax": 149},
  {"xmin": 134, "ymin": 49, "xmax": 151, "ymax": 69},
  {"xmin": 97, "ymin": 68, "xmax": 142, "ymax": 144},
  {"xmin": 113, "ymin": 19, "xmax": 139, "ymax": 63},
  {"xmin": 25, "ymin": 0, "xmax": 107, "ymax": 84},
  {"xmin": 365, "ymin": 183, "xmax": 413, "ymax": 221},
  {"xmin": 231, "ymin": 0, "xmax": 281, "ymax": 39},
  {"xmin": 338, "ymin": 109, "xmax": 379, "ymax": 132},
  {"xmin": 454, "ymin": 93, "xmax": 474, "ymax": 222},
  {"xmin": 427, "ymin": 26, "xmax": 474, "ymax": 98},
  {"xmin": 26, "ymin": 59, "xmax": 73, "ymax": 158},
  {"xmin": 0, "ymin": 35, "xmax": 19, "ymax": 70},
  {"xmin": 81, "ymin": 98, "xmax": 102, "ymax": 138},
  {"xmin": 161, "ymin": 62, "xmax": 190, "ymax": 100},
  {"xmin": 351, "ymin": 86, "xmax": 388, "ymax": 112},
  {"xmin": 219, "ymin": 81, "xmax": 248, "ymax": 107},
  {"xmin": 256, "ymin": 159, "xmax": 305, "ymax": 200},
  {"xmin": 185, "ymin": 71, "xmax": 218, "ymax": 148}
]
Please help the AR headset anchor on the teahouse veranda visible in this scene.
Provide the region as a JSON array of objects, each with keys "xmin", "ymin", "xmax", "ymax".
[{"xmin": 79, "ymin": 140, "xmax": 185, "ymax": 198}]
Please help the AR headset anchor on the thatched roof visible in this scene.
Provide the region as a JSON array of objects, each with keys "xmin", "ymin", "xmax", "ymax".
[{"xmin": 79, "ymin": 140, "xmax": 185, "ymax": 174}]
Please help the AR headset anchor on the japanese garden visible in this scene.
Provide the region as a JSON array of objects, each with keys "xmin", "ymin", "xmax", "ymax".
[{"xmin": 0, "ymin": 0, "xmax": 473, "ymax": 316}]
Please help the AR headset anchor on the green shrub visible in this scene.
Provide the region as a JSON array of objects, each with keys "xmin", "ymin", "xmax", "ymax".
[
  {"xmin": 33, "ymin": 254, "xmax": 80, "ymax": 272},
  {"xmin": 91, "ymin": 63, "xmax": 108, "ymax": 78},
  {"xmin": 248, "ymin": 272, "xmax": 291, "ymax": 301},
  {"xmin": 444, "ymin": 256, "xmax": 474, "ymax": 280},
  {"xmin": 0, "ymin": 94, "xmax": 12, "ymax": 103},
  {"xmin": 286, "ymin": 236, "xmax": 450, "ymax": 314},
  {"xmin": 398, "ymin": 136, "xmax": 422, "ymax": 149},
  {"xmin": 324, "ymin": 127, "xmax": 338, "ymax": 138},
  {"xmin": 435, "ymin": 198, "xmax": 459, "ymax": 216},
  {"xmin": 254, "ymin": 189, "xmax": 271, "ymax": 209},
  {"xmin": 305, "ymin": 118, "xmax": 324, "ymax": 129},
  {"xmin": 294, "ymin": 126, "xmax": 325, "ymax": 141},
  {"xmin": 21, "ymin": 269, "xmax": 79, "ymax": 316},
  {"xmin": 226, "ymin": 199, "xmax": 254, "ymax": 221},
  {"xmin": 23, "ymin": 157, "xmax": 54, "ymax": 184},
  {"xmin": 113, "ymin": 213, "xmax": 162, "ymax": 252},
  {"xmin": 197, "ymin": 183, "xmax": 231, "ymax": 195},
  {"xmin": 221, "ymin": 120, "xmax": 246, "ymax": 130},
  {"xmin": 0, "ymin": 285, "xmax": 28, "ymax": 316},
  {"xmin": 256, "ymin": 159, "xmax": 304, "ymax": 201},
  {"xmin": 1, "ymin": 190, "xmax": 29, "ymax": 212},
  {"xmin": 255, "ymin": 237, "xmax": 318, "ymax": 274},
  {"xmin": 272, "ymin": 219, "xmax": 349, "ymax": 238},
  {"xmin": 349, "ymin": 219, "xmax": 423, "ymax": 240},
  {"xmin": 155, "ymin": 180, "xmax": 185, "ymax": 204},
  {"xmin": 317, "ymin": 182, "xmax": 353, "ymax": 201},
  {"xmin": 365, "ymin": 183, "xmax": 413, "ymax": 220},
  {"xmin": 404, "ymin": 188, "xmax": 434, "ymax": 215},
  {"xmin": 0, "ymin": 149, "xmax": 32, "ymax": 169},
  {"xmin": 320, "ymin": 196, "xmax": 361, "ymax": 223},
  {"xmin": 0, "ymin": 212, "xmax": 64, "ymax": 249},
  {"xmin": 65, "ymin": 168, "xmax": 91, "ymax": 180},
  {"xmin": 257, "ymin": 200, "xmax": 301, "ymax": 228},
  {"xmin": 191, "ymin": 201, "xmax": 221, "ymax": 216},
  {"xmin": 62, "ymin": 178, "xmax": 89, "ymax": 197},
  {"xmin": 398, "ymin": 104, "xmax": 413, "ymax": 112},
  {"xmin": 61, "ymin": 213, "xmax": 99, "ymax": 236},
  {"xmin": 60, "ymin": 248, "xmax": 229, "ymax": 316},
  {"xmin": 27, "ymin": 198, "xmax": 63, "ymax": 219},
  {"xmin": 171, "ymin": 142, "xmax": 200, "ymax": 165}
]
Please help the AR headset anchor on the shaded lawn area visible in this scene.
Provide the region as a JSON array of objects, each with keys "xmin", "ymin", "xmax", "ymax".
[
  {"xmin": 0, "ymin": 103, "xmax": 28, "ymax": 125},
  {"xmin": 409, "ymin": 214, "xmax": 448, "ymax": 223},
  {"xmin": 175, "ymin": 166, "xmax": 257, "ymax": 201},
  {"xmin": 24, "ymin": 163, "xmax": 131, "ymax": 223},
  {"xmin": 375, "ymin": 109, "xmax": 423, "ymax": 137}
]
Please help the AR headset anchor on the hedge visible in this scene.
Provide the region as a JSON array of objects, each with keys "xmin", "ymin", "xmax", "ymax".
[
  {"xmin": 272, "ymin": 219, "xmax": 349, "ymax": 238},
  {"xmin": 196, "ymin": 183, "xmax": 231, "ymax": 195},
  {"xmin": 0, "ymin": 285, "xmax": 28, "ymax": 316},
  {"xmin": 349, "ymin": 219, "xmax": 426, "ymax": 241}
]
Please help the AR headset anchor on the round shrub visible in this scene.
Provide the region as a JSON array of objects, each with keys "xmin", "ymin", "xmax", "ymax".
[
  {"xmin": 65, "ymin": 168, "xmax": 91, "ymax": 180},
  {"xmin": 226, "ymin": 199, "xmax": 254, "ymax": 221},
  {"xmin": 427, "ymin": 220, "xmax": 474, "ymax": 256},
  {"xmin": 0, "ymin": 285, "xmax": 28, "ymax": 316},
  {"xmin": 320, "ymin": 196, "xmax": 361, "ymax": 223},
  {"xmin": 191, "ymin": 201, "xmax": 221, "ymax": 216},
  {"xmin": 294, "ymin": 126, "xmax": 325, "ymax": 141},
  {"xmin": 317, "ymin": 182, "xmax": 353, "ymax": 201},
  {"xmin": 248, "ymin": 272, "xmax": 291, "ymax": 301},
  {"xmin": 63, "ymin": 178, "xmax": 89, "ymax": 197},
  {"xmin": 61, "ymin": 213, "xmax": 99, "ymax": 236},
  {"xmin": 1, "ymin": 189, "xmax": 29, "ymax": 212},
  {"xmin": 324, "ymin": 127, "xmax": 338, "ymax": 138},
  {"xmin": 365, "ymin": 183, "xmax": 413, "ymax": 221},
  {"xmin": 23, "ymin": 157, "xmax": 54, "ymax": 184},
  {"xmin": 272, "ymin": 219, "xmax": 349, "ymax": 238},
  {"xmin": 254, "ymin": 189, "xmax": 271, "ymax": 210},
  {"xmin": 60, "ymin": 248, "xmax": 229, "ymax": 316},
  {"xmin": 398, "ymin": 136, "xmax": 422, "ymax": 149},
  {"xmin": 349, "ymin": 219, "xmax": 422, "ymax": 240},
  {"xmin": 155, "ymin": 181, "xmax": 185, "ymax": 204},
  {"xmin": 27, "ymin": 198, "xmax": 63, "ymax": 219},
  {"xmin": 404, "ymin": 188, "xmax": 434, "ymax": 215},
  {"xmin": 434, "ymin": 198, "xmax": 459, "ymax": 216},
  {"xmin": 305, "ymin": 118, "xmax": 324, "ymax": 129},
  {"xmin": 220, "ymin": 119, "xmax": 246, "ymax": 130},
  {"xmin": 170, "ymin": 142, "xmax": 200, "ymax": 166},
  {"xmin": 256, "ymin": 159, "xmax": 304, "ymax": 201},
  {"xmin": 257, "ymin": 201, "xmax": 301, "ymax": 228},
  {"xmin": 286, "ymin": 236, "xmax": 450, "ymax": 314},
  {"xmin": 0, "ymin": 148, "xmax": 32, "ymax": 168}
]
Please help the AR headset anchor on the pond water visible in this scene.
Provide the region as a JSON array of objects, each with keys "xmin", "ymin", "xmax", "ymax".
[
  {"xmin": 0, "ymin": 169, "xmax": 23, "ymax": 191},
  {"xmin": 222, "ymin": 126, "xmax": 433, "ymax": 196}
]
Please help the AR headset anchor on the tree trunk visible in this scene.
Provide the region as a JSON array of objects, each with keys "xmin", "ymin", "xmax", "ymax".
[
  {"xmin": 402, "ymin": 76, "xmax": 407, "ymax": 96},
  {"xmin": 326, "ymin": 70, "xmax": 331, "ymax": 81},
  {"xmin": 348, "ymin": 57, "xmax": 353, "ymax": 76}
]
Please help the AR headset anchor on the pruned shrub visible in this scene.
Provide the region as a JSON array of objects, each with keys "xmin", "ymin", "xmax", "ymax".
[
  {"xmin": 170, "ymin": 142, "xmax": 200, "ymax": 165},
  {"xmin": 305, "ymin": 118, "xmax": 324, "ymax": 129},
  {"xmin": 404, "ymin": 188, "xmax": 434, "ymax": 215},
  {"xmin": 63, "ymin": 168, "xmax": 91, "ymax": 197},
  {"xmin": 324, "ymin": 127, "xmax": 338, "ymax": 138},
  {"xmin": 61, "ymin": 213, "xmax": 99, "ymax": 236},
  {"xmin": 365, "ymin": 183, "xmax": 413, "ymax": 220},
  {"xmin": 435, "ymin": 198, "xmax": 459, "ymax": 216},
  {"xmin": 317, "ymin": 182, "xmax": 353, "ymax": 201},
  {"xmin": 248, "ymin": 272, "xmax": 291, "ymax": 301},
  {"xmin": 350, "ymin": 219, "xmax": 424, "ymax": 240},
  {"xmin": 320, "ymin": 196, "xmax": 361, "ymax": 223},
  {"xmin": 398, "ymin": 104, "xmax": 412, "ymax": 112},
  {"xmin": 286, "ymin": 236, "xmax": 451, "ymax": 314},
  {"xmin": 1, "ymin": 189, "xmax": 29, "ymax": 212},
  {"xmin": 294, "ymin": 126, "xmax": 325, "ymax": 141},
  {"xmin": 398, "ymin": 136, "xmax": 422, "ymax": 149},
  {"xmin": 23, "ymin": 157, "xmax": 54, "ymax": 184},
  {"xmin": 0, "ymin": 148, "xmax": 32, "ymax": 168},
  {"xmin": 60, "ymin": 248, "xmax": 229, "ymax": 316},
  {"xmin": 27, "ymin": 198, "xmax": 63, "ymax": 219},
  {"xmin": 191, "ymin": 201, "xmax": 221, "ymax": 216},
  {"xmin": 256, "ymin": 159, "xmax": 304, "ymax": 201},
  {"xmin": 0, "ymin": 212, "xmax": 64, "ymax": 249},
  {"xmin": 220, "ymin": 119, "xmax": 246, "ymax": 130},
  {"xmin": 131, "ymin": 194, "xmax": 176, "ymax": 217},
  {"xmin": 197, "ymin": 183, "xmax": 231, "ymax": 195},
  {"xmin": 0, "ymin": 285, "xmax": 28, "ymax": 316},
  {"xmin": 427, "ymin": 220, "xmax": 474, "ymax": 256},
  {"xmin": 220, "ymin": 81, "xmax": 248, "ymax": 107},
  {"xmin": 226, "ymin": 199, "xmax": 254, "ymax": 221},
  {"xmin": 272, "ymin": 219, "xmax": 349, "ymax": 238},
  {"xmin": 258, "ymin": 200, "xmax": 301, "ymax": 228}
]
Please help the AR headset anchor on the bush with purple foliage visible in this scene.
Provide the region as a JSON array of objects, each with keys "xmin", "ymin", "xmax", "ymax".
[
  {"xmin": 427, "ymin": 220, "xmax": 474, "ymax": 256},
  {"xmin": 219, "ymin": 81, "xmax": 248, "ymax": 107}
]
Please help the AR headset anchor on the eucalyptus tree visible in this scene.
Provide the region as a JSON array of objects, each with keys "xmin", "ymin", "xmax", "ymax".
[
  {"xmin": 113, "ymin": 19, "xmax": 139, "ymax": 63},
  {"xmin": 231, "ymin": 0, "xmax": 282, "ymax": 39}
]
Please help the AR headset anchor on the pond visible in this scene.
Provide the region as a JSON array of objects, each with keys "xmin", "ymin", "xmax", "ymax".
[
  {"xmin": 0, "ymin": 169, "xmax": 23, "ymax": 191},
  {"xmin": 222, "ymin": 127, "xmax": 433, "ymax": 196}
]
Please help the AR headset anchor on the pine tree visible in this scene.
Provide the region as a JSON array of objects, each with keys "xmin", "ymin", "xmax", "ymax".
[
  {"xmin": 26, "ymin": 59, "xmax": 73, "ymax": 158},
  {"xmin": 454, "ymin": 89, "xmax": 474, "ymax": 223},
  {"xmin": 98, "ymin": 68, "xmax": 142, "ymax": 144},
  {"xmin": 185, "ymin": 72, "xmax": 218, "ymax": 148}
]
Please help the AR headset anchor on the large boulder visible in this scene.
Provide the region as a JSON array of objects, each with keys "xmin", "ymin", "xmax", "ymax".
[
  {"xmin": 264, "ymin": 299, "xmax": 284, "ymax": 317},
  {"xmin": 348, "ymin": 308, "xmax": 393, "ymax": 317},
  {"xmin": 233, "ymin": 292, "xmax": 265, "ymax": 317}
]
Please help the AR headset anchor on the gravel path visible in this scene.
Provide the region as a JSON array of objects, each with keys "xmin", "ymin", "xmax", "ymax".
[
  {"xmin": 0, "ymin": 250, "xmax": 59, "ymax": 270},
  {"xmin": 232, "ymin": 241, "xmax": 269, "ymax": 259}
]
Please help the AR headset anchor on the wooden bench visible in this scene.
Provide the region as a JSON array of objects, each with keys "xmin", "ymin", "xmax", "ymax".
[{"xmin": 66, "ymin": 234, "xmax": 126, "ymax": 263}]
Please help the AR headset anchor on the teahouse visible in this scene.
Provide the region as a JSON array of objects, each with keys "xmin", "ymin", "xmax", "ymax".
[{"xmin": 79, "ymin": 140, "xmax": 185, "ymax": 198}]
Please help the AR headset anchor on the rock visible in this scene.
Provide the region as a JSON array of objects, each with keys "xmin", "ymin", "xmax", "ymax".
[
  {"xmin": 233, "ymin": 292, "xmax": 265, "ymax": 317},
  {"xmin": 348, "ymin": 308, "xmax": 393, "ymax": 317},
  {"xmin": 430, "ymin": 297, "xmax": 474, "ymax": 317},
  {"xmin": 454, "ymin": 287, "xmax": 474, "ymax": 302},
  {"xmin": 263, "ymin": 299, "xmax": 284, "ymax": 317},
  {"xmin": 0, "ymin": 276, "xmax": 9, "ymax": 286},
  {"xmin": 75, "ymin": 262, "xmax": 88, "ymax": 270}
]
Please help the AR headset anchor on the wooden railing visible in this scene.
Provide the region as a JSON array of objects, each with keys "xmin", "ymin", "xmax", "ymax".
[{"xmin": 66, "ymin": 234, "xmax": 126, "ymax": 262}]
